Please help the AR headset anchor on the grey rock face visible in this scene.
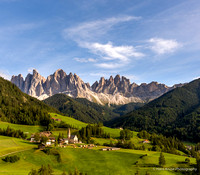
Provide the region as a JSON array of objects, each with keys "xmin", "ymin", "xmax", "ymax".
[
  {"xmin": 11, "ymin": 69, "xmax": 182, "ymax": 105},
  {"xmin": 91, "ymin": 75, "xmax": 182, "ymax": 101}
]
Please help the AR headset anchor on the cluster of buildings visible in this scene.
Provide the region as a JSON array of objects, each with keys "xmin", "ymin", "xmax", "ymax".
[{"xmin": 30, "ymin": 128, "xmax": 79, "ymax": 146}]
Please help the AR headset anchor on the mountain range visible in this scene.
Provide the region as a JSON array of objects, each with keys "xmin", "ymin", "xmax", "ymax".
[{"xmin": 11, "ymin": 69, "xmax": 182, "ymax": 105}]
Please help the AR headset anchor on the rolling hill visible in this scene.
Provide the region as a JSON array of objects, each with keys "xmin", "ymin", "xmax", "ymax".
[
  {"xmin": 0, "ymin": 77, "xmax": 57, "ymax": 126},
  {"xmin": 108, "ymin": 78, "xmax": 200, "ymax": 142}
]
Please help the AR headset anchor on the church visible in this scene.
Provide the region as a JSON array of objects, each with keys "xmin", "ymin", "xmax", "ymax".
[{"xmin": 67, "ymin": 128, "xmax": 78, "ymax": 144}]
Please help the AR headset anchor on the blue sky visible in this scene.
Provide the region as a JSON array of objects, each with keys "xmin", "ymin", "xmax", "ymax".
[{"xmin": 0, "ymin": 0, "xmax": 200, "ymax": 86}]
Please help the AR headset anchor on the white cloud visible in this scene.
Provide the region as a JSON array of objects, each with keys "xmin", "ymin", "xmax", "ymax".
[
  {"xmin": 64, "ymin": 16, "xmax": 140, "ymax": 41},
  {"xmin": 74, "ymin": 57, "xmax": 96, "ymax": 63},
  {"xmin": 85, "ymin": 42, "xmax": 144, "ymax": 61},
  {"xmin": 81, "ymin": 42, "xmax": 144, "ymax": 69},
  {"xmin": 148, "ymin": 38, "xmax": 181, "ymax": 54},
  {"xmin": 63, "ymin": 16, "xmax": 144, "ymax": 70},
  {"xmin": 95, "ymin": 62, "xmax": 124, "ymax": 69}
]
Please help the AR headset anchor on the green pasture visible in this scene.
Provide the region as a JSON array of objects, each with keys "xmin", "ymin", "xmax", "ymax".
[
  {"xmin": 50, "ymin": 113, "xmax": 87, "ymax": 129},
  {"xmin": 0, "ymin": 136, "xmax": 36, "ymax": 157},
  {"xmin": 0, "ymin": 145, "xmax": 196, "ymax": 175}
]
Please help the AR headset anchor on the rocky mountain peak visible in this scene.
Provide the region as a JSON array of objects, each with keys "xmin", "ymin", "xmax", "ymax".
[
  {"xmin": 109, "ymin": 76, "xmax": 114, "ymax": 82},
  {"xmin": 99, "ymin": 77, "xmax": 105, "ymax": 85},
  {"xmin": 54, "ymin": 69, "xmax": 66, "ymax": 78},
  {"xmin": 11, "ymin": 69, "xmax": 183, "ymax": 105},
  {"xmin": 114, "ymin": 74, "xmax": 120, "ymax": 85}
]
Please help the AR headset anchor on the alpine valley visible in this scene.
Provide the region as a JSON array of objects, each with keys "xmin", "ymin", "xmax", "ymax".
[{"xmin": 0, "ymin": 71, "xmax": 199, "ymax": 175}]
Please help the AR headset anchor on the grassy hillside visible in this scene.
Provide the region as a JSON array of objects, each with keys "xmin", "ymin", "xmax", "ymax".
[
  {"xmin": 50, "ymin": 113, "xmax": 87, "ymax": 129},
  {"xmin": 44, "ymin": 94, "xmax": 119, "ymax": 123},
  {"xmin": 0, "ymin": 77, "xmax": 58, "ymax": 126},
  {"xmin": 0, "ymin": 136, "xmax": 36, "ymax": 156},
  {"xmin": 0, "ymin": 145, "xmax": 196, "ymax": 175},
  {"xmin": 108, "ymin": 78, "xmax": 200, "ymax": 142}
]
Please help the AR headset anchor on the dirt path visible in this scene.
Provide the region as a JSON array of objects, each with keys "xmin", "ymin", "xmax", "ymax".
[{"xmin": 0, "ymin": 148, "xmax": 32, "ymax": 158}]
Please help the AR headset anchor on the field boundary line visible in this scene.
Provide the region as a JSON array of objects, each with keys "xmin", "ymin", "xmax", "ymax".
[{"xmin": 0, "ymin": 148, "xmax": 33, "ymax": 158}]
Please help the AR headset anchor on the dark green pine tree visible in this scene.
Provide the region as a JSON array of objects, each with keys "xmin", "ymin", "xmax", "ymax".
[{"xmin": 159, "ymin": 152, "xmax": 166, "ymax": 167}]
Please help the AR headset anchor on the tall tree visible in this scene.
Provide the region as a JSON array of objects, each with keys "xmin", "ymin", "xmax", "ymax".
[{"xmin": 159, "ymin": 152, "xmax": 166, "ymax": 167}]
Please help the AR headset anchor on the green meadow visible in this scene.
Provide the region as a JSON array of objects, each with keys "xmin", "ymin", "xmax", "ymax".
[
  {"xmin": 0, "ymin": 145, "xmax": 196, "ymax": 175},
  {"xmin": 0, "ymin": 136, "xmax": 36, "ymax": 157},
  {"xmin": 0, "ymin": 114, "xmax": 197, "ymax": 175},
  {"xmin": 50, "ymin": 113, "xmax": 87, "ymax": 129}
]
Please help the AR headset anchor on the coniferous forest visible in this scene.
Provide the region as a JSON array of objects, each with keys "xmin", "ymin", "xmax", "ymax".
[
  {"xmin": 0, "ymin": 77, "xmax": 57, "ymax": 126},
  {"xmin": 109, "ymin": 78, "xmax": 200, "ymax": 142}
]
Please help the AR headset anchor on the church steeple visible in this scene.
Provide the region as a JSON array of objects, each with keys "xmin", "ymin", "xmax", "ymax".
[{"xmin": 68, "ymin": 128, "xmax": 71, "ymax": 139}]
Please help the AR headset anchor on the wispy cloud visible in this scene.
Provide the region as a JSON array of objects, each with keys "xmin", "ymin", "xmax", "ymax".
[
  {"xmin": 84, "ymin": 42, "xmax": 144, "ymax": 62},
  {"xmin": 74, "ymin": 57, "xmax": 96, "ymax": 63},
  {"xmin": 81, "ymin": 41, "xmax": 144, "ymax": 69},
  {"xmin": 148, "ymin": 38, "xmax": 181, "ymax": 55},
  {"xmin": 95, "ymin": 62, "xmax": 124, "ymax": 69},
  {"xmin": 64, "ymin": 16, "xmax": 141, "ymax": 41},
  {"xmin": 63, "ymin": 16, "xmax": 143, "ymax": 70}
]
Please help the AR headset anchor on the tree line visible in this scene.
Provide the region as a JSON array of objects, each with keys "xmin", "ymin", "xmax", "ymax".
[
  {"xmin": 0, "ymin": 126, "xmax": 27, "ymax": 139},
  {"xmin": 77, "ymin": 124, "xmax": 110, "ymax": 143},
  {"xmin": 137, "ymin": 130, "xmax": 189, "ymax": 155}
]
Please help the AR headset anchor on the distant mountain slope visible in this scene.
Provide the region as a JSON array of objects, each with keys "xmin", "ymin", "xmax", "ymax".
[
  {"xmin": 112, "ymin": 102, "xmax": 145, "ymax": 116},
  {"xmin": 0, "ymin": 77, "xmax": 57, "ymax": 126},
  {"xmin": 43, "ymin": 94, "xmax": 119, "ymax": 123},
  {"xmin": 11, "ymin": 69, "xmax": 182, "ymax": 105},
  {"xmin": 108, "ymin": 78, "xmax": 200, "ymax": 142}
]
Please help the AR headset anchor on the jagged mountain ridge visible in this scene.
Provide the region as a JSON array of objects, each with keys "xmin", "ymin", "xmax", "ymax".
[{"xmin": 11, "ymin": 69, "xmax": 182, "ymax": 105}]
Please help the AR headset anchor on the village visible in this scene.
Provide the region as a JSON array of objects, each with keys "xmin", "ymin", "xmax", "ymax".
[{"xmin": 30, "ymin": 128, "xmax": 122, "ymax": 151}]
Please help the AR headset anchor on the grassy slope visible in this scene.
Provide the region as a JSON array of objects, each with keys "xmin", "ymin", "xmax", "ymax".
[
  {"xmin": 0, "ymin": 146, "xmax": 196, "ymax": 175},
  {"xmin": 50, "ymin": 113, "xmax": 87, "ymax": 129},
  {"xmin": 0, "ymin": 136, "xmax": 36, "ymax": 157},
  {"xmin": 0, "ymin": 121, "xmax": 43, "ymax": 137}
]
